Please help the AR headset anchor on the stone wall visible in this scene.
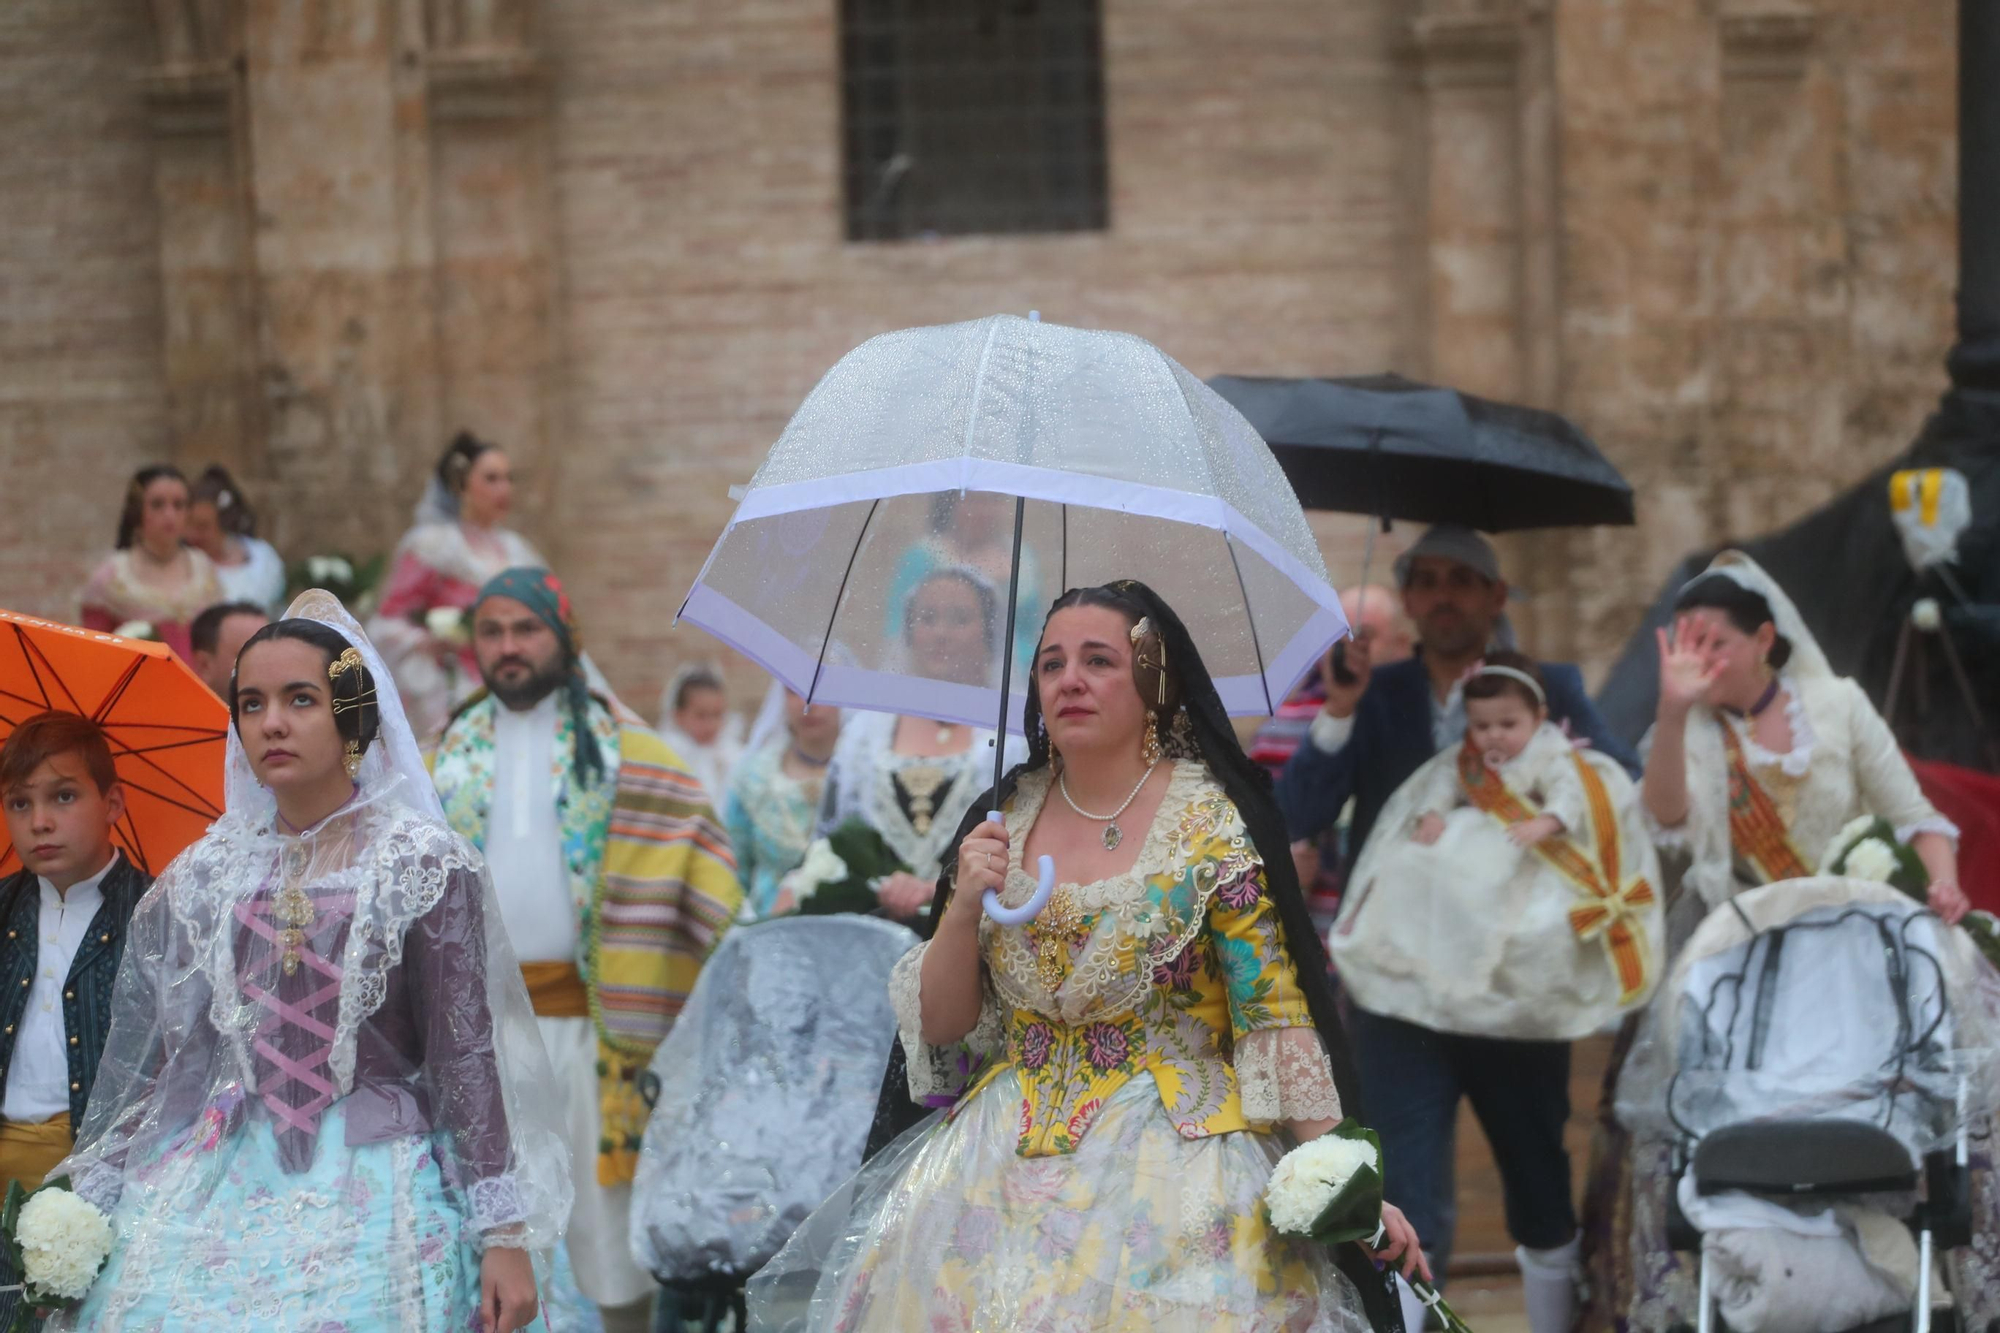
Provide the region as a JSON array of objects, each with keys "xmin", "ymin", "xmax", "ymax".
[
  {"xmin": 0, "ymin": 0, "xmax": 1958, "ymax": 717},
  {"xmin": 0, "ymin": 3, "xmax": 168, "ymax": 609}
]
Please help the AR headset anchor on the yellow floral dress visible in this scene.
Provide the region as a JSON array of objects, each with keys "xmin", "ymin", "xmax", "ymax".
[{"xmin": 746, "ymin": 762, "xmax": 1368, "ymax": 1333}]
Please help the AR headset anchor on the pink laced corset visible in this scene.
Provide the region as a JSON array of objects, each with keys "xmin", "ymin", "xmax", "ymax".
[{"xmin": 235, "ymin": 884, "xmax": 356, "ymax": 1172}]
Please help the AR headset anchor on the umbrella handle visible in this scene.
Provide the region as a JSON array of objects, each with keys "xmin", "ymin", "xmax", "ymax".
[{"xmin": 980, "ymin": 809, "xmax": 1057, "ymax": 924}]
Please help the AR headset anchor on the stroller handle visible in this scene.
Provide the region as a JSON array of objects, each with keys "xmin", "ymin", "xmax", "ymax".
[{"xmin": 981, "ymin": 809, "xmax": 1057, "ymax": 924}]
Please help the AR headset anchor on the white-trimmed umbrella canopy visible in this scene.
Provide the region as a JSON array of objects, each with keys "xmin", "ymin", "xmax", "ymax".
[{"xmin": 679, "ymin": 314, "xmax": 1349, "ymax": 736}]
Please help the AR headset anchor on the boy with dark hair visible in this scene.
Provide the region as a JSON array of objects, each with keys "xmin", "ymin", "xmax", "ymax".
[{"xmin": 0, "ymin": 712, "xmax": 151, "ymax": 1194}]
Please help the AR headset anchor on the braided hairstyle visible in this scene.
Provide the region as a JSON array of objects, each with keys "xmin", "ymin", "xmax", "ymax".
[
  {"xmin": 863, "ymin": 579, "xmax": 1401, "ymax": 1327},
  {"xmin": 230, "ymin": 620, "xmax": 382, "ymax": 762}
]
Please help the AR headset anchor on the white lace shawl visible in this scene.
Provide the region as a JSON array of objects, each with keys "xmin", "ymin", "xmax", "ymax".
[
  {"xmin": 57, "ymin": 788, "xmax": 573, "ymax": 1249},
  {"xmin": 819, "ymin": 710, "xmax": 1027, "ymax": 876}
]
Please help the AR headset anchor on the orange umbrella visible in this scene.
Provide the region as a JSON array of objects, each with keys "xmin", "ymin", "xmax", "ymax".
[{"xmin": 0, "ymin": 610, "xmax": 228, "ymax": 877}]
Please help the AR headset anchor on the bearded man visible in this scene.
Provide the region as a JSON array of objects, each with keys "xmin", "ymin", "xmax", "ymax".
[{"xmin": 431, "ymin": 567, "xmax": 741, "ymax": 1331}]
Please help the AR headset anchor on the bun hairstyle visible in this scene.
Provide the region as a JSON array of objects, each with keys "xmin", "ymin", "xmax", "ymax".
[
  {"xmin": 435, "ymin": 430, "xmax": 498, "ymax": 497},
  {"xmin": 1462, "ymin": 649, "xmax": 1546, "ymax": 711},
  {"xmin": 231, "ymin": 620, "xmax": 382, "ymax": 760},
  {"xmin": 1674, "ymin": 574, "xmax": 1794, "ymax": 670},
  {"xmin": 1041, "ymin": 584, "xmax": 1184, "ymax": 718},
  {"xmin": 115, "ymin": 464, "xmax": 189, "ymax": 550},
  {"xmin": 189, "ymin": 464, "xmax": 259, "ymax": 538}
]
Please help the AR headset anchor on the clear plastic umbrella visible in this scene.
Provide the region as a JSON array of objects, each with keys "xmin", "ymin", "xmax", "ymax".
[{"xmin": 678, "ymin": 313, "xmax": 1349, "ymax": 918}]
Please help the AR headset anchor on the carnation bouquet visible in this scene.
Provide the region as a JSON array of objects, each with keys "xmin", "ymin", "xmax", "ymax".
[
  {"xmin": 1263, "ymin": 1121, "xmax": 1472, "ymax": 1332},
  {"xmin": 0, "ymin": 1177, "xmax": 114, "ymax": 1329},
  {"xmin": 782, "ymin": 818, "xmax": 908, "ymax": 917},
  {"xmin": 1823, "ymin": 816, "xmax": 2000, "ymax": 970}
]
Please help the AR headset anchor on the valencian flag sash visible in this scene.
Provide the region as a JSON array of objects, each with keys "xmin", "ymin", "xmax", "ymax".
[
  {"xmin": 1457, "ymin": 741, "xmax": 1656, "ymax": 1002},
  {"xmin": 1717, "ymin": 719, "xmax": 1813, "ymax": 884}
]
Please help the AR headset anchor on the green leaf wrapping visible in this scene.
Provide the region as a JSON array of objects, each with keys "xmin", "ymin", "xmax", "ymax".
[{"xmin": 795, "ymin": 818, "xmax": 911, "ymax": 917}]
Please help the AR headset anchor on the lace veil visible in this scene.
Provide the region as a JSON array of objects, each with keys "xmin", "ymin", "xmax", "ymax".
[
  {"xmin": 1659, "ymin": 552, "xmax": 1836, "ymax": 911},
  {"xmin": 55, "ymin": 591, "xmax": 573, "ymax": 1252}
]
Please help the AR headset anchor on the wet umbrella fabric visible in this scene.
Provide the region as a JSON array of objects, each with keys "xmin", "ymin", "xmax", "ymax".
[
  {"xmin": 0, "ymin": 611, "xmax": 227, "ymax": 877},
  {"xmin": 1207, "ymin": 372, "xmax": 1635, "ymax": 531}
]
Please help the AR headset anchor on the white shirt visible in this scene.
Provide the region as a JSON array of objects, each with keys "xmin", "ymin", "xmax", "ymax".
[
  {"xmin": 3, "ymin": 853, "xmax": 116, "ymax": 1123},
  {"xmin": 487, "ymin": 694, "xmax": 581, "ymax": 963}
]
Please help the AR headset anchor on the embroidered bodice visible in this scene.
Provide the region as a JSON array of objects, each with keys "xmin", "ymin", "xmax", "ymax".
[{"xmin": 890, "ymin": 763, "xmax": 1341, "ymax": 1158}]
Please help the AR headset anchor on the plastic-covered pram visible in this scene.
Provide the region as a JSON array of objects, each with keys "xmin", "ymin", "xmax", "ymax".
[
  {"xmin": 630, "ymin": 915, "xmax": 918, "ymax": 1324},
  {"xmin": 1618, "ymin": 877, "xmax": 2000, "ymax": 1333}
]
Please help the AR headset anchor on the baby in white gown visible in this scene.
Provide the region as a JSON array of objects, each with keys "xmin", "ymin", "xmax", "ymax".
[{"xmin": 1331, "ymin": 653, "xmax": 1662, "ymax": 1042}]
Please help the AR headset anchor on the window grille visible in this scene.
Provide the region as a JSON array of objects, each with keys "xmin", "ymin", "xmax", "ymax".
[{"xmin": 840, "ymin": 0, "xmax": 1109, "ymax": 241}]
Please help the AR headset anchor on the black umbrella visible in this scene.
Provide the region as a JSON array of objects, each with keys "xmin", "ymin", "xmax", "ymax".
[{"xmin": 1207, "ymin": 373, "xmax": 1636, "ymax": 530}]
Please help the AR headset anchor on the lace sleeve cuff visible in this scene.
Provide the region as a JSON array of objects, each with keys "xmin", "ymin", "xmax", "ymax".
[
  {"xmin": 1643, "ymin": 805, "xmax": 1693, "ymax": 851},
  {"xmin": 469, "ymin": 1173, "xmax": 528, "ymax": 1242},
  {"xmin": 888, "ymin": 943, "xmax": 1002, "ymax": 1105},
  {"xmin": 73, "ymin": 1162, "xmax": 123, "ymax": 1214},
  {"xmin": 1235, "ymin": 1026, "xmax": 1343, "ymax": 1125},
  {"xmin": 1897, "ymin": 816, "xmax": 1961, "ymax": 847}
]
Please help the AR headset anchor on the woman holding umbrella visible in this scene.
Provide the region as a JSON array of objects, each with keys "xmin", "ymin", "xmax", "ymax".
[{"xmin": 748, "ymin": 581, "xmax": 1423, "ymax": 1332}]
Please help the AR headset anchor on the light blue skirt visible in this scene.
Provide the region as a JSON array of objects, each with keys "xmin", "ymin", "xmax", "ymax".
[{"xmin": 66, "ymin": 1101, "xmax": 575, "ymax": 1332}]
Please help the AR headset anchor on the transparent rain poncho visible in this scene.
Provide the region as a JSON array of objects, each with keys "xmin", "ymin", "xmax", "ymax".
[
  {"xmin": 1616, "ymin": 877, "xmax": 2000, "ymax": 1158},
  {"xmin": 50, "ymin": 592, "xmax": 571, "ymax": 1329},
  {"xmin": 630, "ymin": 915, "xmax": 917, "ymax": 1286}
]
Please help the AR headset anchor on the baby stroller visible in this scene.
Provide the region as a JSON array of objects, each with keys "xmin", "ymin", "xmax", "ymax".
[
  {"xmin": 1619, "ymin": 877, "xmax": 2000, "ymax": 1333},
  {"xmin": 630, "ymin": 914, "xmax": 918, "ymax": 1332}
]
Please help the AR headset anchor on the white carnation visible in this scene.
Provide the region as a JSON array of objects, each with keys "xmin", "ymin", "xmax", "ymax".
[
  {"xmin": 425, "ymin": 606, "xmax": 466, "ymax": 642},
  {"xmin": 794, "ymin": 839, "xmax": 848, "ymax": 897},
  {"xmin": 1823, "ymin": 816, "xmax": 1880, "ymax": 868},
  {"xmin": 111, "ymin": 621, "xmax": 153, "ymax": 641},
  {"xmin": 1264, "ymin": 1134, "xmax": 1378, "ymax": 1236},
  {"xmin": 16, "ymin": 1188, "xmax": 113, "ymax": 1302},
  {"xmin": 1843, "ymin": 837, "xmax": 1900, "ymax": 884},
  {"xmin": 307, "ymin": 555, "xmax": 354, "ymax": 584}
]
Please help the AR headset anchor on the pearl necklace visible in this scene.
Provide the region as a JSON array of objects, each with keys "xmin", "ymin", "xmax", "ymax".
[{"xmin": 1058, "ymin": 759, "xmax": 1160, "ymax": 851}]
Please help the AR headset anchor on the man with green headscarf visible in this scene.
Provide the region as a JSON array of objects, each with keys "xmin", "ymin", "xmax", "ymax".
[{"xmin": 432, "ymin": 567, "xmax": 742, "ymax": 1332}]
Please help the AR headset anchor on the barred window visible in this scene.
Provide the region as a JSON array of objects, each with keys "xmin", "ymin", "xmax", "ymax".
[{"xmin": 840, "ymin": 0, "xmax": 1109, "ymax": 241}]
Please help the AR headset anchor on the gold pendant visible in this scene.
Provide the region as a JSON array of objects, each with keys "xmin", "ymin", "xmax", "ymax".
[
  {"xmin": 1029, "ymin": 888, "xmax": 1088, "ymax": 992},
  {"xmin": 274, "ymin": 882, "xmax": 316, "ymax": 978}
]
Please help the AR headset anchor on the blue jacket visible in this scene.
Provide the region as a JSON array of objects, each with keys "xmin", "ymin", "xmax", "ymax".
[
  {"xmin": 1275, "ymin": 655, "xmax": 1641, "ymax": 872},
  {"xmin": 0, "ymin": 854, "xmax": 151, "ymax": 1126}
]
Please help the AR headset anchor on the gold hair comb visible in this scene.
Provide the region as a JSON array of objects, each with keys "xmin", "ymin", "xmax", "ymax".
[
  {"xmin": 1129, "ymin": 616, "xmax": 1168, "ymax": 705},
  {"xmin": 327, "ymin": 647, "xmax": 364, "ymax": 681}
]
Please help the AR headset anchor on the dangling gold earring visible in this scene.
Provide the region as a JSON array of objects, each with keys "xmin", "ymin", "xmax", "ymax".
[
  {"xmin": 342, "ymin": 739, "xmax": 362, "ymax": 780},
  {"xmin": 1142, "ymin": 712, "xmax": 1163, "ymax": 767}
]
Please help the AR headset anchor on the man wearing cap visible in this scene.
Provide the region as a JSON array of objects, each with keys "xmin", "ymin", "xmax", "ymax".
[
  {"xmin": 431, "ymin": 567, "xmax": 742, "ymax": 1331},
  {"xmin": 1276, "ymin": 524, "xmax": 1637, "ymax": 1333}
]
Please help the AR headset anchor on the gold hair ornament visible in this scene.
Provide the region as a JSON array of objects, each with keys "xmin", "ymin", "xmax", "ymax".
[{"xmin": 1129, "ymin": 616, "xmax": 1168, "ymax": 706}]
